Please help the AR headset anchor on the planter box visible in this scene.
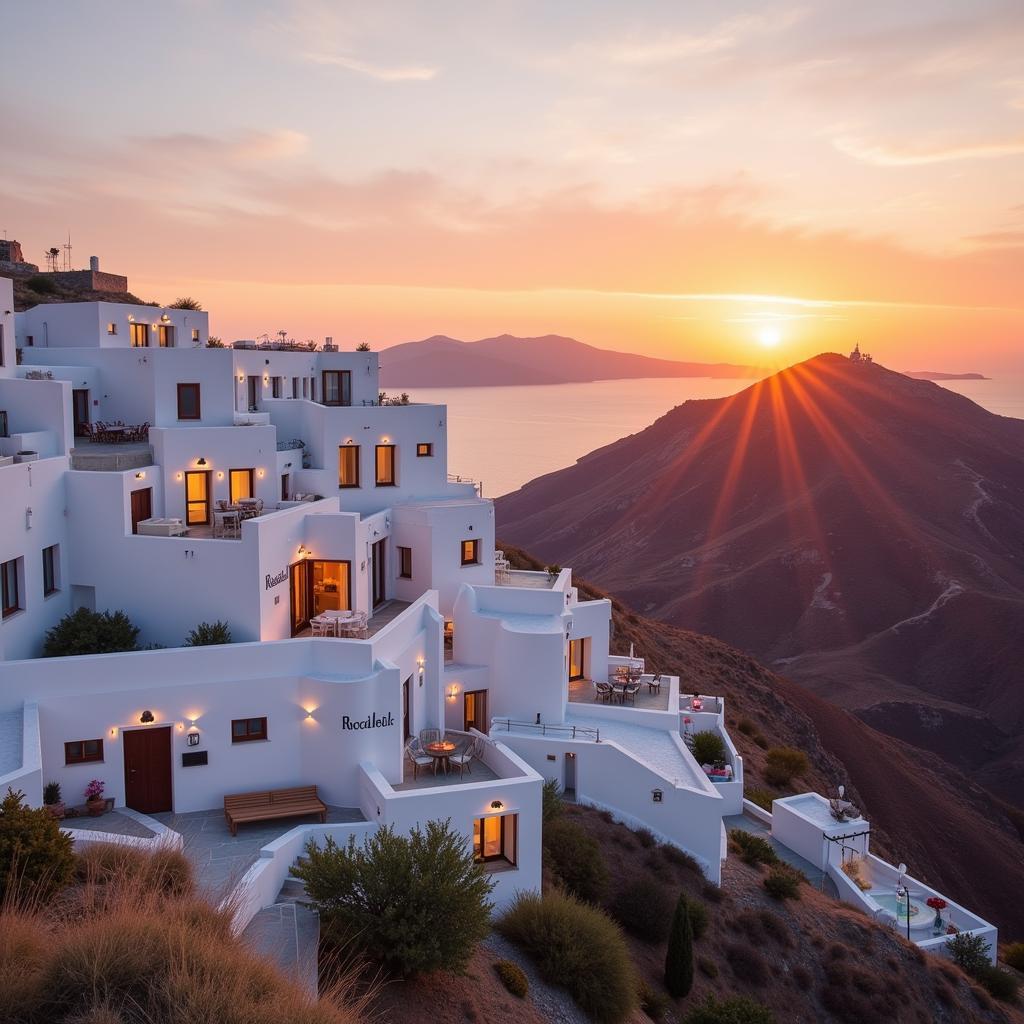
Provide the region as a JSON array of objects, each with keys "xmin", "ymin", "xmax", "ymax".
[{"xmin": 15, "ymin": 452, "xmax": 39, "ymax": 463}]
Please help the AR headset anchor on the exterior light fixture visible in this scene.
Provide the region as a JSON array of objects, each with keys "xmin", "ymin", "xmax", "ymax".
[
  {"xmin": 447, "ymin": 685, "xmax": 459, "ymax": 702},
  {"xmin": 127, "ymin": 314, "xmax": 135, "ymax": 322},
  {"xmin": 237, "ymin": 373, "xmax": 244, "ymax": 382},
  {"xmin": 140, "ymin": 710, "xmax": 155, "ymax": 724},
  {"xmin": 161, "ymin": 313, "xmax": 170, "ymax": 322},
  {"xmin": 109, "ymin": 727, "xmax": 118, "ymax": 739},
  {"xmin": 305, "ymin": 710, "xmax": 315, "ymax": 720},
  {"xmin": 256, "ymin": 469, "xmax": 264, "ymax": 478},
  {"xmin": 490, "ymin": 800, "xmax": 503, "ymax": 811},
  {"xmin": 177, "ymin": 722, "xmax": 184, "ymax": 731},
  {"xmin": 175, "ymin": 472, "xmax": 183, "ymax": 481},
  {"xmin": 135, "ymin": 471, "xmax": 145, "ymax": 480},
  {"xmin": 216, "ymin": 471, "xmax": 224, "ymax": 480},
  {"xmin": 652, "ymin": 789, "xmax": 663, "ymax": 803},
  {"xmin": 196, "ymin": 457, "xmax": 207, "ymax": 466}
]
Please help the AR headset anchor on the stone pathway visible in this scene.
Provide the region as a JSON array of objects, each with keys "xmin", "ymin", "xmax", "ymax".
[
  {"xmin": 63, "ymin": 809, "xmax": 156, "ymax": 838},
  {"xmin": 242, "ymin": 880, "xmax": 320, "ymax": 995}
]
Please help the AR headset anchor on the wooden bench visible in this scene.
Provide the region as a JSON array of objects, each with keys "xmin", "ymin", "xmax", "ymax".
[{"xmin": 223, "ymin": 785, "xmax": 327, "ymax": 836}]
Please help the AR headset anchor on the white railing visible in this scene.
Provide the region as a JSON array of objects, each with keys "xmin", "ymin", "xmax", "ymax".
[{"xmin": 492, "ymin": 717, "xmax": 601, "ymax": 742}]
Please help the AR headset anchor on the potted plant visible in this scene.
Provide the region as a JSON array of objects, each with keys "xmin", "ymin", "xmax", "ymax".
[
  {"xmin": 43, "ymin": 780, "xmax": 65, "ymax": 819},
  {"xmin": 926, "ymin": 896, "xmax": 947, "ymax": 935},
  {"xmin": 85, "ymin": 779, "xmax": 106, "ymax": 816}
]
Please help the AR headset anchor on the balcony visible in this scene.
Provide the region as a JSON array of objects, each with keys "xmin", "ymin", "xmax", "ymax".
[{"xmin": 70, "ymin": 439, "xmax": 153, "ymax": 471}]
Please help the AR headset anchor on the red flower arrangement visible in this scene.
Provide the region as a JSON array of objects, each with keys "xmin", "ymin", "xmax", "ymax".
[{"xmin": 926, "ymin": 897, "xmax": 947, "ymax": 911}]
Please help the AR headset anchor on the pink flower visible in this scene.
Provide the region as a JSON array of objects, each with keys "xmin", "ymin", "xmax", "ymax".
[
  {"xmin": 85, "ymin": 779, "xmax": 105, "ymax": 801},
  {"xmin": 926, "ymin": 896, "xmax": 947, "ymax": 911}
]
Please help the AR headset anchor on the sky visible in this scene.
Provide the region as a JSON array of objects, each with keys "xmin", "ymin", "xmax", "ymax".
[{"xmin": 3, "ymin": 0, "xmax": 1023, "ymax": 372}]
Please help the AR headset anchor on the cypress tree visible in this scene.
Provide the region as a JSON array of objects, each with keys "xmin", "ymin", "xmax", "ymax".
[{"xmin": 664, "ymin": 892, "xmax": 694, "ymax": 998}]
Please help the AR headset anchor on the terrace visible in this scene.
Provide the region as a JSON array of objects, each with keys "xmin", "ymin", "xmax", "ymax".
[
  {"xmin": 69, "ymin": 437, "xmax": 153, "ymax": 471},
  {"xmin": 569, "ymin": 676, "xmax": 670, "ymax": 711}
]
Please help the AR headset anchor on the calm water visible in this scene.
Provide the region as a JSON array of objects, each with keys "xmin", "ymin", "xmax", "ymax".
[{"xmin": 408, "ymin": 375, "xmax": 1024, "ymax": 498}]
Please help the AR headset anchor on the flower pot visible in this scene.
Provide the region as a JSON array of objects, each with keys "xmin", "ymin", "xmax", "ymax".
[
  {"xmin": 86, "ymin": 797, "xmax": 105, "ymax": 817},
  {"xmin": 45, "ymin": 801, "xmax": 65, "ymax": 820}
]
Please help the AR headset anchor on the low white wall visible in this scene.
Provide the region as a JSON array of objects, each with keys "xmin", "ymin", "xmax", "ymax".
[{"xmin": 0, "ymin": 703, "xmax": 42, "ymax": 805}]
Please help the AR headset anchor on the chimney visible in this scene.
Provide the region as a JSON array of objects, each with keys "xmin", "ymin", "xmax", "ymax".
[{"xmin": 89, "ymin": 256, "xmax": 99, "ymax": 272}]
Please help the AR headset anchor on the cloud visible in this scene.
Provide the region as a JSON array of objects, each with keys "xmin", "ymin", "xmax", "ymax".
[
  {"xmin": 964, "ymin": 229, "xmax": 1024, "ymax": 247},
  {"xmin": 833, "ymin": 134, "xmax": 1024, "ymax": 166},
  {"xmin": 302, "ymin": 51, "xmax": 437, "ymax": 81},
  {"xmin": 135, "ymin": 129, "xmax": 309, "ymax": 163}
]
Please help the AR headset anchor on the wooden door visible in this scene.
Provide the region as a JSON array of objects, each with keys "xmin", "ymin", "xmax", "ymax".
[
  {"xmin": 464, "ymin": 689, "xmax": 488, "ymax": 733},
  {"xmin": 72, "ymin": 389, "xmax": 90, "ymax": 436},
  {"xmin": 372, "ymin": 539, "xmax": 387, "ymax": 607},
  {"xmin": 184, "ymin": 470, "xmax": 210, "ymax": 525},
  {"xmin": 130, "ymin": 488, "xmax": 152, "ymax": 534},
  {"xmin": 403, "ymin": 676, "xmax": 411, "ymax": 741},
  {"xmin": 123, "ymin": 726, "xmax": 172, "ymax": 813},
  {"xmin": 290, "ymin": 560, "xmax": 310, "ymax": 636},
  {"xmin": 569, "ymin": 638, "xmax": 586, "ymax": 681}
]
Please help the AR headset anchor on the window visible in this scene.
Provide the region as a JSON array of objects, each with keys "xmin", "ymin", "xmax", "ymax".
[
  {"xmin": 65, "ymin": 739, "xmax": 104, "ymax": 765},
  {"xmin": 461, "ymin": 539, "xmax": 480, "ymax": 566},
  {"xmin": 398, "ymin": 546, "xmax": 412, "ymax": 579},
  {"xmin": 322, "ymin": 370, "xmax": 351, "ymax": 406},
  {"xmin": 107, "ymin": 322, "xmax": 117, "ymax": 335},
  {"xmin": 129, "ymin": 323, "xmax": 149, "ymax": 347},
  {"xmin": 416, "ymin": 442, "xmax": 433, "ymax": 457},
  {"xmin": 302, "ymin": 377, "xmax": 309, "ymax": 399},
  {"xmin": 177, "ymin": 382, "xmax": 201, "ymax": 420},
  {"xmin": 375, "ymin": 444, "xmax": 396, "ymax": 486},
  {"xmin": 2, "ymin": 558, "xmax": 20, "ymax": 617},
  {"xmin": 339, "ymin": 445, "xmax": 360, "ymax": 488},
  {"xmin": 229, "ymin": 468, "xmax": 254, "ymax": 504},
  {"xmin": 191, "ymin": 328, "xmax": 200, "ymax": 343},
  {"xmin": 473, "ymin": 814, "xmax": 517, "ymax": 866},
  {"xmin": 271, "ymin": 376, "xmax": 282, "ymax": 398},
  {"xmin": 231, "ymin": 717, "xmax": 268, "ymax": 743},
  {"xmin": 310, "ymin": 377, "xmax": 316, "ymax": 402},
  {"xmin": 42, "ymin": 545, "xmax": 59, "ymax": 596},
  {"xmin": 158, "ymin": 324, "xmax": 175, "ymax": 347},
  {"xmin": 25, "ymin": 335, "xmax": 34, "ymax": 346},
  {"xmin": 292, "ymin": 377, "xmax": 299, "ymax": 399}
]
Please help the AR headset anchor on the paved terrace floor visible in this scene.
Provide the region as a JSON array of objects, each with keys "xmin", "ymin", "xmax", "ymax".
[
  {"xmin": 294, "ymin": 599, "xmax": 412, "ymax": 639},
  {"xmin": 394, "ymin": 758, "xmax": 499, "ymax": 791},
  {"xmin": 569, "ymin": 677, "xmax": 670, "ymax": 711}
]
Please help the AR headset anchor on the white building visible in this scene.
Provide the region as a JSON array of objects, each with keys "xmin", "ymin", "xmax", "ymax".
[{"xmin": 0, "ymin": 286, "xmax": 739, "ymax": 922}]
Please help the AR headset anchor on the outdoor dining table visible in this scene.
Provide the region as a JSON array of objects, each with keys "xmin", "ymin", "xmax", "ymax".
[{"xmin": 424, "ymin": 740, "xmax": 457, "ymax": 774}]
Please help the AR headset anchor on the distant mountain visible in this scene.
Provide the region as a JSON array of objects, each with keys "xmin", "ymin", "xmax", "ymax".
[
  {"xmin": 496, "ymin": 353, "xmax": 1024, "ymax": 813},
  {"xmin": 904, "ymin": 370, "xmax": 990, "ymax": 380},
  {"xmin": 379, "ymin": 333, "xmax": 761, "ymax": 387}
]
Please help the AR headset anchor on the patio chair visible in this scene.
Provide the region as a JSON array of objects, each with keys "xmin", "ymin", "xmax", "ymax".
[
  {"xmin": 310, "ymin": 617, "xmax": 330, "ymax": 637},
  {"xmin": 595, "ymin": 681, "xmax": 613, "ymax": 703},
  {"xmin": 622, "ymin": 682, "xmax": 641, "ymax": 705},
  {"xmin": 647, "ymin": 673, "xmax": 663, "ymax": 694},
  {"xmin": 406, "ymin": 739, "xmax": 433, "ymax": 779},
  {"xmin": 419, "ymin": 728, "xmax": 441, "ymax": 747},
  {"xmin": 450, "ymin": 740, "xmax": 479, "ymax": 777}
]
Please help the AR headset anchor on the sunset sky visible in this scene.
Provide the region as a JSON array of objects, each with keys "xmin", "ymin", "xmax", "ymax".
[{"xmin": 3, "ymin": 1, "xmax": 1023, "ymax": 371}]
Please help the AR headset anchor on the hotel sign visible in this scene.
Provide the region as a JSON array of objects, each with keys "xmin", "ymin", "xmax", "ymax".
[
  {"xmin": 265, "ymin": 569, "xmax": 288, "ymax": 590},
  {"xmin": 342, "ymin": 712, "xmax": 395, "ymax": 731}
]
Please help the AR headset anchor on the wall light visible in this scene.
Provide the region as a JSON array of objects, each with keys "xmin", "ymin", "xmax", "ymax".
[
  {"xmin": 263, "ymin": 374, "xmax": 269, "ymax": 384},
  {"xmin": 140, "ymin": 710, "xmax": 155, "ymax": 724},
  {"xmin": 237, "ymin": 373, "xmax": 244, "ymax": 382},
  {"xmin": 135, "ymin": 471, "xmax": 145, "ymax": 480},
  {"xmin": 177, "ymin": 722, "xmax": 184, "ymax": 731},
  {"xmin": 216, "ymin": 471, "xmax": 224, "ymax": 480},
  {"xmin": 175, "ymin": 471, "xmax": 183, "ymax": 481},
  {"xmin": 447, "ymin": 684, "xmax": 459, "ymax": 702},
  {"xmin": 297, "ymin": 544, "xmax": 308, "ymax": 558},
  {"xmin": 161, "ymin": 313, "xmax": 170, "ymax": 322},
  {"xmin": 490, "ymin": 800, "xmax": 504, "ymax": 811},
  {"xmin": 109, "ymin": 727, "xmax": 118, "ymax": 739},
  {"xmin": 196, "ymin": 457, "xmax": 207, "ymax": 466},
  {"xmin": 417, "ymin": 656, "xmax": 425, "ymax": 686},
  {"xmin": 256, "ymin": 469, "xmax": 264, "ymax": 478}
]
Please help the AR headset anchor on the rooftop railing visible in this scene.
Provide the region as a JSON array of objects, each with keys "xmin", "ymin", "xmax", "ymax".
[{"xmin": 492, "ymin": 717, "xmax": 601, "ymax": 742}]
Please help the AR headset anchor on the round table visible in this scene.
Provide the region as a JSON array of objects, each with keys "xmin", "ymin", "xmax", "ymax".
[{"xmin": 425, "ymin": 741, "xmax": 457, "ymax": 774}]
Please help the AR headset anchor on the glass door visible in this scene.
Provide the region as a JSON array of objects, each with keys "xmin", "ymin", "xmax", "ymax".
[
  {"xmin": 290, "ymin": 561, "xmax": 310, "ymax": 636},
  {"xmin": 464, "ymin": 690, "xmax": 488, "ymax": 733},
  {"xmin": 372, "ymin": 539, "xmax": 387, "ymax": 607},
  {"xmin": 569, "ymin": 638, "xmax": 587, "ymax": 681},
  {"xmin": 184, "ymin": 471, "xmax": 211, "ymax": 526}
]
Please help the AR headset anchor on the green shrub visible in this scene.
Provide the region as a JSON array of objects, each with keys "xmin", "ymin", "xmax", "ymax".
[
  {"xmin": 544, "ymin": 818, "xmax": 609, "ymax": 904},
  {"xmin": 728, "ymin": 830, "xmax": 779, "ymax": 867},
  {"xmin": 26, "ymin": 275, "xmax": 57, "ymax": 294},
  {"xmin": 292, "ymin": 821, "xmax": 493, "ymax": 977},
  {"xmin": 493, "ymin": 959, "xmax": 528, "ymax": 997},
  {"xmin": 664, "ymin": 892, "xmax": 694, "ymax": 998},
  {"xmin": 725, "ymin": 942, "xmax": 769, "ymax": 985},
  {"xmin": 691, "ymin": 731, "xmax": 727, "ymax": 765},
  {"xmin": 634, "ymin": 826, "xmax": 656, "ymax": 849},
  {"xmin": 947, "ymin": 933, "xmax": 993, "ymax": 978},
  {"xmin": 698, "ymin": 956, "xmax": 718, "ymax": 978},
  {"xmin": 206, "ymin": 336, "xmax": 225, "ymax": 347},
  {"xmin": 541, "ymin": 778, "xmax": 563, "ymax": 825},
  {"xmin": 745, "ymin": 787, "xmax": 775, "ymax": 812},
  {"xmin": 0, "ymin": 788, "xmax": 75, "ymax": 903},
  {"xmin": 355, "ymin": 342, "xmax": 372, "ymax": 351},
  {"xmin": 169, "ymin": 297, "xmax": 203, "ymax": 310},
  {"xmin": 609, "ymin": 875, "xmax": 674, "ymax": 942},
  {"xmin": 684, "ymin": 996, "xmax": 776, "ymax": 1024},
  {"xmin": 1003, "ymin": 942, "xmax": 1024, "ymax": 972},
  {"xmin": 43, "ymin": 608, "xmax": 139, "ymax": 657},
  {"xmin": 638, "ymin": 978, "xmax": 671, "ymax": 1020},
  {"xmin": 498, "ymin": 890, "xmax": 637, "ymax": 1024},
  {"xmin": 763, "ymin": 748, "xmax": 809, "ymax": 788},
  {"xmin": 763, "ymin": 866, "xmax": 802, "ymax": 901},
  {"xmin": 184, "ymin": 620, "xmax": 232, "ymax": 646},
  {"xmin": 42, "ymin": 782, "xmax": 62, "ymax": 806},
  {"xmin": 686, "ymin": 897, "xmax": 709, "ymax": 940},
  {"xmin": 661, "ymin": 844, "xmax": 701, "ymax": 873},
  {"xmin": 979, "ymin": 964, "xmax": 1019, "ymax": 1002}
]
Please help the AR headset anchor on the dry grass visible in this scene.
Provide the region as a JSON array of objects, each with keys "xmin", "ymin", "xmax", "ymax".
[{"xmin": 0, "ymin": 843, "xmax": 373, "ymax": 1024}]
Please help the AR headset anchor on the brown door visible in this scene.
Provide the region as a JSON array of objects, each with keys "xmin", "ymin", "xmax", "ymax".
[
  {"xmin": 72, "ymin": 389, "xmax": 90, "ymax": 436},
  {"xmin": 372, "ymin": 539, "xmax": 387, "ymax": 607},
  {"xmin": 130, "ymin": 488, "xmax": 152, "ymax": 534},
  {"xmin": 123, "ymin": 726, "xmax": 172, "ymax": 813},
  {"xmin": 464, "ymin": 690, "xmax": 488, "ymax": 733},
  {"xmin": 403, "ymin": 676, "xmax": 411, "ymax": 741},
  {"xmin": 290, "ymin": 560, "xmax": 311, "ymax": 636},
  {"xmin": 185, "ymin": 470, "xmax": 211, "ymax": 525}
]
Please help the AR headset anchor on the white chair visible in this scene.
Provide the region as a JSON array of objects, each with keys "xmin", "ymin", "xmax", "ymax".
[
  {"xmin": 406, "ymin": 739, "xmax": 433, "ymax": 780},
  {"xmin": 450, "ymin": 740, "xmax": 479, "ymax": 777},
  {"xmin": 310, "ymin": 616, "xmax": 330, "ymax": 637}
]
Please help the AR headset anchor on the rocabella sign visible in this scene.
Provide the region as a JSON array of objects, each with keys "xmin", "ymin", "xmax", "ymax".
[
  {"xmin": 265, "ymin": 569, "xmax": 288, "ymax": 590},
  {"xmin": 342, "ymin": 712, "xmax": 395, "ymax": 731}
]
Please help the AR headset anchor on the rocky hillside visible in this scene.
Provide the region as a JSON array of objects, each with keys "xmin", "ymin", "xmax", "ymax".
[
  {"xmin": 0, "ymin": 267, "xmax": 154, "ymax": 311},
  {"xmin": 500, "ymin": 543, "xmax": 1024, "ymax": 942},
  {"xmin": 495, "ymin": 354, "xmax": 1024, "ymax": 813}
]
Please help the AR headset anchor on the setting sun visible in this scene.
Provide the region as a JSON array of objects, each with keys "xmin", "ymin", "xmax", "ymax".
[{"xmin": 758, "ymin": 326, "xmax": 782, "ymax": 348}]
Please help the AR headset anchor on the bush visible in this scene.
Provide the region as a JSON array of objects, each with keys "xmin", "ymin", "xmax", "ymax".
[
  {"xmin": 42, "ymin": 782, "xmax": 62, "ymax": 806},
  {"xmin": 745, "ymin": 787, "xmax": 776, "ymax": 812},
  {"xmin": 541, "ymin": 778, "xmax": 563, "ymax": 825},
  {"xmin": 763, "ymin": 747, "xmax": 809, "ymax": 788},
  {"xmin": 26, "ymin": 275, "xmax": 57, "ymax": 294},
  {"xmin": 686, "ymin": 898, "xmax": 710, "ymax": 940},
  {"xmin": 684, "ymin": 996, "xmax": 775, "ymax": 1024},
  {"xmin": 499, "ymin": 890, "xmax": 638, "ymax": 1024},
  {"xmin": 634, "ymin": 826, "xmax": 657, "ymax": 848},
  {"xmin": 43, "ymin": 608, "xmax": 139, "ymax": 657},
  {"xmin": 184, "ymin": 620, "xmax": 232, "ymax": 646},
  {"xmin": 698, "ymin": 956, "xmax": 718, "ymax": 978},
  {"xmin": 544, "ymin": 818, "xmax": 609, "ymax": 904},
  {"xmin": 664, "ymin": 892, "xmax": 694, "ymax": 998},
  {"xmin": 292, "ymin": 821, "xmax": 494, "ymax": 977},
  {"xmin": 947, "ymin": 932, "xmax": 993, "ymax": 978},
  {"xmin": 763, "ymin": 866, "xmax": 802, "ymax": 901},
  {"xmin": 729, "ymin": 830, "xmax": 779, "ymax": 867},
  {"xmin": 691, "ymin": 731, "xmax": 727, "ymax": 765},
  {"xmin": 610, "ymin": 875, "xmax": 674, "ymax": 942},
  {"xmin": 206, "ymin": 336, "xmax": 225, "ymax": 347},
  {"xmin": 638, "ymin": 978, "xmax": 671, "ymax": 1020},
  {"xmin": 725, "ymin": 942, "xmax": 769, "ymax": 985},
  {"xmin": 1004, "ymin": 942, "xmax": 1024, "ymax": 972},
  {"xmin": 493, "ymin": 959, "xmax": 528, "ymax": 997},
  {"xmin": 662, "ymin": 844, "xmax": 701, "ymax": 873},
  {"xmin": 169, "ymin": 296, "xmax": 203, "ymax": 309},
  {"xmin": 0, "ymin": 788, "xmax": 75, "ymax": 903},
  {"xmin": 75, "ymin": 842, "xmax": 193, "ymax": 898},
  {"xmin": 356, "ymin": 341, "xmax": 372, "ymax": 351},
  {"xmin": 978, "ymin": 964, "xmax": 1019, "ymax": 1002}
]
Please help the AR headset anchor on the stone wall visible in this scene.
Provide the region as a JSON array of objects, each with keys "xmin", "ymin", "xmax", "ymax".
[{"xmin": 49, "ymin": 269, "xmax": 128, "ymax": 293}]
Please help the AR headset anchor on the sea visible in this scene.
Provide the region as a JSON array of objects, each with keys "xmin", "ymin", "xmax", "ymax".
[{"xmin": 405, "ymin": 375, "xmax": 1024, "ymax": 499}]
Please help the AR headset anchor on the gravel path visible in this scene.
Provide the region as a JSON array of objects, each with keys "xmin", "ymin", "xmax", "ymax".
[{"xmin": 482, "ymin": 931, "xmax": 593, "ymax": 1024}]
